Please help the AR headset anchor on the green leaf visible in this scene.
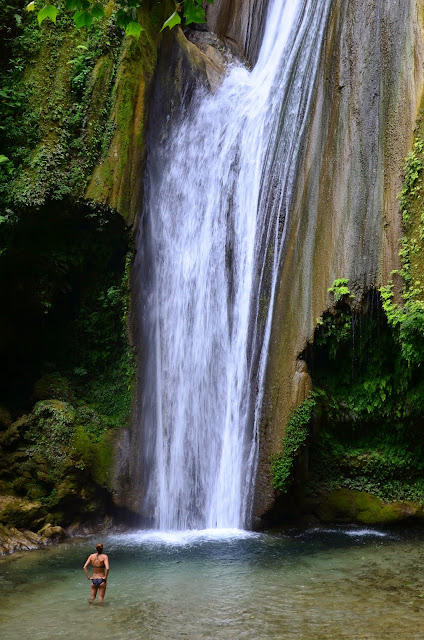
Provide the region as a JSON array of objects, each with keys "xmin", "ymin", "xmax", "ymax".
[
  {"xmin": 160, "ymin": 10, "xmax": 181, "ymax": 32},
  {"xmin": 116, "ymin": 9, "xmax": 131, "ymax": 27},
  {"xmin": 125, "ymin": 21, "xmax": 143, "ymax": 38},
  {"xmin": 37, "ymin": 4, "xmax": 58, "ymax": 25},
  {"xmin": 183, "ymin": 0, "xmax": 206, "ymax": 25},
  {"xmin": 73, "ymin": 9, "xmax": 93, "ymax": 28},
  {"xmin": 91, "ymin": 3, "xmax": 105, "ymax": 19},
  {"xmin": 26, "ymin": 1, "xmax": 35, "ymax": 12},
  {"xmin": 0, "ymin": 155, "xmax": 9, "ymax": 163},
  {"xmin": 65, "ymin": 0, "xmax": 82, "ymax": 9}
]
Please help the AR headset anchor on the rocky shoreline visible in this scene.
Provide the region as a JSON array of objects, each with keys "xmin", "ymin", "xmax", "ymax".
[
  {"xmin": 0, "ymin": 492, "xmax": 119, "ymax": 556},
  {"xmin": 0, "ymin": 522, "xmax": 66, "ymax": 555}
]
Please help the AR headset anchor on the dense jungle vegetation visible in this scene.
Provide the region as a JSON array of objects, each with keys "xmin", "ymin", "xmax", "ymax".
[{"xmin": 0, "ymin": 0, "xmax": 140, "ymax": 526}]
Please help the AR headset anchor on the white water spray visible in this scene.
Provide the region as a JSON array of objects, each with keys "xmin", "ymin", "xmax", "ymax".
[{"xmin": 141, "ymin": 0, "xmax": 331, "ymax": 530}]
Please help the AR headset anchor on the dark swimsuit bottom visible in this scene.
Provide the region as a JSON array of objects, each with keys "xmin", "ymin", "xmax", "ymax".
[{"xmin": 92, "ymin": 578, "xmax": 105, "ymax": 587}]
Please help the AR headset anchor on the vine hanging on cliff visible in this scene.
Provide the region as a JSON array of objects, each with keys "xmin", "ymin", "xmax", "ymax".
[{"xmin": 270, "ymin": 391, "xmax": 323, "ymax": 493}]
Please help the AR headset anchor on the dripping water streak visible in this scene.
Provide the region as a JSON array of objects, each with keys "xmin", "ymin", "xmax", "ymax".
[{"xmin": 141, "ymin": 0, "xmax": 332, "ymax": 530}]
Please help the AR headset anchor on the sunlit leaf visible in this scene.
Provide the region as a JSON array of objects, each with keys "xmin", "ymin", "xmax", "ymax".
[
  {"xmin": 73, "ymin": 9, "xmax": 93, "ymax": 28},
  {"xmin": 183, "ymin": 0, "xmax": 206, "ymax": 25},
  {"xmin": 160, "ymin": 11, "xmax": 181, "ymax": 32},
  {"xmin": 0, "ymin": 155, "xmax": 9, "ymax": 163},
  {"xmin": 26, "ymin": 2, "xmax": 35, "ymax": 12},
  {"xmin": 37, "ymin": 4, "xmax": 59, "ymax": 25},
  {"xmin": 125, "ymin": 21, "xmax": 143, "ymax": 38},
  {"xmin": 91, "ymin": 3, "xmax": 105, "ymax": 18}
]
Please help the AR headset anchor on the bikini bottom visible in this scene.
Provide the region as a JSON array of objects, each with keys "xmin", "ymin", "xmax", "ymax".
[{"xmin": 92, "ymin": 578, "xmax": 105, "ymax": 587}]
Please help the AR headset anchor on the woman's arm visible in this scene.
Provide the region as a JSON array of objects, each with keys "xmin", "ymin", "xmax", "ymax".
[
  {"xmin": 83, "ymin": 555, "xmax": 92, "ymax": 580},
  {"xmin": 104, "ymin": 555, "xmax": 110, "ymax": 580}
]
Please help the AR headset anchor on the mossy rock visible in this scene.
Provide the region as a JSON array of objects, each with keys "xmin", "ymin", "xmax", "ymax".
[
  {"xmin": 33, "ymin": 374, "xmax": 74, "ymax": 403},
  {"xmin": 0, "ymin": 398, "xmax": 115, "ymax": 528},
  {"xmin": 30, "ymin": 399, "xmax": 76, "ymax": 446},
  {"xmin": 0, "ymin": 405, "xmax": 12, "ymax": 430},
  {"xmin": 0, "ymin": 415, "xmax": 31, "ymax": 448},
  {"xmin": 0, "ymin": 523, "xmax": 42, "ymax": 555},
  {"xmin": 315, "ymin": 489, "xmax": 424, "ymax": 525},
  {"xmin": 0, "ymin": 495, "xmax": 47, "ymax": 530},
  {"xmin": 32, "ymin": 399, "xmax": 75, "ymax": 423},
  {"xmin": 37, "ymin": 523, "xmax": 66, "ymax": 541}
]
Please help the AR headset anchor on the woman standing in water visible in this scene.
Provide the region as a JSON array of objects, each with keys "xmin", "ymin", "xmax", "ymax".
[{"xmin": 83, "ymin": 542, "xmax": 109, "ymax": 604}]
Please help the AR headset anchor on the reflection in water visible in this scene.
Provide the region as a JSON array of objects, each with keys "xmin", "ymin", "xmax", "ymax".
[{"xmin": 1, "ymin": 529, "xmax": 424, "ymax": 639}]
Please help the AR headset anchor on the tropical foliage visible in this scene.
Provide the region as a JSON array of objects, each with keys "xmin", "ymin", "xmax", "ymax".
[{"xmin": 27, "ymin": 0, "xmax": 214, "ymax": 37}]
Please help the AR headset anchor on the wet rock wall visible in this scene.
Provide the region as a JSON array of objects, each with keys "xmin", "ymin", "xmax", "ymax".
[{"xmin": 255, "ymin": 0, "xmax": 424, "ymax": 519}]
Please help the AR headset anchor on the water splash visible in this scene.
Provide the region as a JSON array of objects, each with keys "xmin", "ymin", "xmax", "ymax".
[
  {"xmin": 110, "ymin": 529, "xmax": 260, "ymax": 547},
  {"xmin": 140, "ymin": 0, "xmax": 331, "ymax": 530}
]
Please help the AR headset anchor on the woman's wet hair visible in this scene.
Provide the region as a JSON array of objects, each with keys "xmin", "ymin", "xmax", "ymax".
[{"xmin": 96, "ymin": 542, "xmax": 104, "ymax": 552}]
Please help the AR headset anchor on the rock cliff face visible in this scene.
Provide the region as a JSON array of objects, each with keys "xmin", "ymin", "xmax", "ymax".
[
  {"xmin": 255, "ymin": 0, "xmax": 424, "ymax": 519},
  {"xmin": 112, "ymin": 0, "xmax": 424, "ymax": 522},
  {"xmin": 3, "ymin": 0, "xmax": 424, "ymax": 533},
  {"xmin": 206, "ymin": 0, "xmax": 270, "ymax": 64}
]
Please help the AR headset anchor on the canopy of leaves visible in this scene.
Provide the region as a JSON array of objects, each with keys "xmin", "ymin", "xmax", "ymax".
[{"xmin": 28, "ymin": 0, "xmax": 215, "ymax": 37}]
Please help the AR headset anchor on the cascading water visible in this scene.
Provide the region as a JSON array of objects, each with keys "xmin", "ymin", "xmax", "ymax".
[{"xmin": 140, "ymin": 0, "xmax": 332, "ymax": 530}]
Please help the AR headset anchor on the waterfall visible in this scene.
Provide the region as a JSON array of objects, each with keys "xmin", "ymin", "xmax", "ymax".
[{"xmin": 139, "ymin": 0, "xmax": 331, "ymax": 530}]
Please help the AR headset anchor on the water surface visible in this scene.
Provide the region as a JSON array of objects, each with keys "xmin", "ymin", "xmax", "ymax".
[{"xmin": 1, "ymin": 528, "xmax": 424, "ymax": 639}]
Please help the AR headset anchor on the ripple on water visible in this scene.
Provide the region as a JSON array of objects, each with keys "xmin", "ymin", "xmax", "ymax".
[{"xmin": 1, "ymin": 529, "xmax": 424, "ymax": 639}]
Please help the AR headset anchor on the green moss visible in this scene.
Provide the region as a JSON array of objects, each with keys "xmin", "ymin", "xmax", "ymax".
[
  {"xmin": 94, "ymin": 431, "xmax": 115, "ymax": 486},
  {"xmin": 85, "ymin": 5, "xmax": 161, "ymax": 221},
  {"xmin": 315, "ymin": 489, "xmax": 424, "ymax": 525},
  {"xmin": 0, "ymin": 495, "xmax": 47, "ymax": 529},
  {"xmin": 271, "ymin": 391, "xmax": 322, "ymax": 492},
  {"xmin": 33, "ymin": 373, "xmax": 74, "ymax": 403},
  {"xmin": 0, "ymin": 8, "xmax": 124, "ymax": 210},
  {"xmin": 304, "ymin": 289, "xmax": 424, "ymax": 507}
]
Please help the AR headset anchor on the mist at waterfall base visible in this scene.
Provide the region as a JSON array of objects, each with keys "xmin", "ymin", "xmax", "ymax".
[
  {"xmin": 2, "ymin": 528, "xmax": 424, "ymax": 640},
  {"xmin": 139, "ymin": 0, "xmax": 331, "ymax": 530}
]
